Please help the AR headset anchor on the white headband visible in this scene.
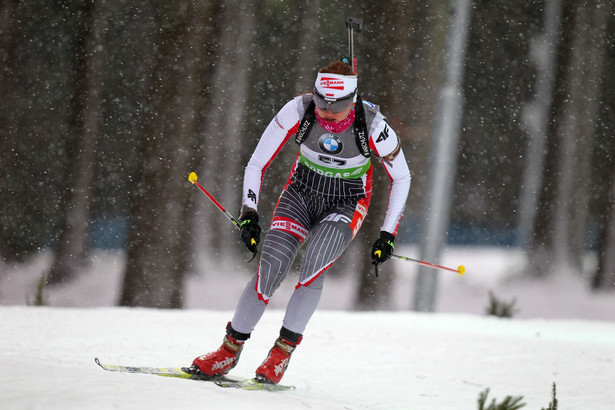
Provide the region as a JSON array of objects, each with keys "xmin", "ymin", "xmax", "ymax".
[{"xmin": 315, "ymin": 72, "xmax": 358, "ymax": 100}]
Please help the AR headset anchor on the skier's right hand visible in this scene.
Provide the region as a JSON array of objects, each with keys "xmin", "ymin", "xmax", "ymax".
[{"xmin": 240, "ymin": 209, "xmax": 261, "ymax": 254}]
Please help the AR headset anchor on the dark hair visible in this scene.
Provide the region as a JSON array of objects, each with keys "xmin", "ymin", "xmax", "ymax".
[{"xmin": 319, "ymin": 61, "xmax": 354, "ymax": 76}]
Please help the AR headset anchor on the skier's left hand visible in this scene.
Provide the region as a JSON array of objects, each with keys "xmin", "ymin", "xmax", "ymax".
[{"xmin": 371, "ymin": 231, "xmax": 395, "ymax": 266}]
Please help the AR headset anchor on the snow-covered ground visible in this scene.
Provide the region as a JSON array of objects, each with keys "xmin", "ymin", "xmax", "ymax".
[{"xmin": 1, "ymin": 247, "xmax": 615, "ymax": 409}]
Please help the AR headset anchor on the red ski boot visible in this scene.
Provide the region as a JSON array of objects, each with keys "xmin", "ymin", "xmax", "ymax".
[
  {"xmin": 192, "ymin": 323, "xmax": 249, "ymax": 376},
  {"xmin": 255, "ymin": 328, "xmax": 302, "ymax": 384}
]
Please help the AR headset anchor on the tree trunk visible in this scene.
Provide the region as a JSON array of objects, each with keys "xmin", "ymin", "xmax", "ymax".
[
  {"xmin": 47, "ymin": 0, "xmax": 107, "ymax": 284},
  {"xmin": 119, "ymin": 2, "xmax": 210, "ymax": 308},
  {"xmin": 0, "ymin": 0, "xmax": 24, "ymax": 259},
  {"xmin": 518, "ymin": 0, "xmax": 562, "ymax": 250},
  {"xmin": 412, "ymin": 0, "xmax": 471, "ymax": 312},
  {"xmin": 591, "ymin": 1, "xmax": 615, "ymax": 290},
  {"xmin": 592, "ymin": 178, "xmax": 615, "ymax": 290},
  {"xmin": 531, "ymin": 0, "xmax": 610, "ymax": 276},
  {"xmin": 551, "ymin": 0, "xmax": 609, "ymax": 273},
  {"xmin": 196, "ymin": 1, "xmax": 255, "ymax": 265}
]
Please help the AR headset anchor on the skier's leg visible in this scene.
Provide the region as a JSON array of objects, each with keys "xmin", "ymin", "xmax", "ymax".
[
  {"xmin": 229, "ymin": 275, "xmax": 264, "ymax": 333},
  {"xmin": 253, "ymin": 217, "xmax": 354, "ymax": 383},
  {"xmin": 192, "ymin": 228, "xmax": 304, "ymax": 375},
  {"xmin": 231, "ymin": 185, "xmax": 310, "ymax": 334},
  {"xmin": 278, "ymin": 208, "xmax": 358, "ymax": 335},
  {"xmin": 193, "ymin": 186, "xmax": 308, "ymax": 375},
  {"xmin": 282, "ymin": 196, "xmax": 368, "ymax": 334},
  {"xmin": 282, "ymin": 274, "xmax": 324, "ymax": 335}
]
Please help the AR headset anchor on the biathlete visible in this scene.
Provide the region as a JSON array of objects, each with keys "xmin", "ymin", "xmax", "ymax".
[{"xmin": 191, "ymin": 60, "xmax": 411, "ymax": 384}]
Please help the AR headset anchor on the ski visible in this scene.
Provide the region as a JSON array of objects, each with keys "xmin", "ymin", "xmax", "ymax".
[
  {"xmin": 215, "ymin": 377, "xmax": 295, "ymax": 391},
  {"xmin": 94, "ymin": 358, "xmax": 236, "ymax": 383},
  {"xmin": 94, "ymin": 358, "xmax": 295, "ymax": 391}
]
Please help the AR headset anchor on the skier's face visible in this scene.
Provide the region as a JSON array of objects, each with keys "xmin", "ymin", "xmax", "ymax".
[{"xmin": 315, "ymin": 104, "xmax": 354, "ymax": 122}]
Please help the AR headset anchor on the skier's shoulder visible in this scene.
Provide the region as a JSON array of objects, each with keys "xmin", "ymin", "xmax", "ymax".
[
  {"xmin": 297, "ymin": 93, "xmax": 313, "ymax": 115},
  {"xmin": 360, "ymin": 98, "xmax": 380, "ymax": 114},
  {"xmin": 360, "ymin": 98, "xmax": 385, "ymax": 125},
  {"xmin": 360, "ymin": 98, "xmax": 391, "ymax": 135},
  {"xmin": 359, "ymin": 99, "xmax": 399, "ymax": 154},
  {"xmin": 275, "ymin": 95, "xmax": 306, "ymax": 126}
]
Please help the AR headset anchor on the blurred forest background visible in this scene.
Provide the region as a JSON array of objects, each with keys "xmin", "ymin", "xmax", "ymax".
[{"xmin": 1, "ymin": 0, "xmax": 614, "ymax": 309}]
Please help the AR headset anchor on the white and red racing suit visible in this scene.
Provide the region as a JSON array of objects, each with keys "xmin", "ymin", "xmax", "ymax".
[{"xmin": 231, "ymin": 94, "xmax": 411, "ymax": 335}]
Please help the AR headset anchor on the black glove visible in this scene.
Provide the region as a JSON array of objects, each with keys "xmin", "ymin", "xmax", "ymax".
[
  {"xmin": 240, "ymin": 210, "xmax": 261, "ymax": 254},
  {"xmin": 371, "ymin": 231, "xmax": 395, "ymax": 275}
]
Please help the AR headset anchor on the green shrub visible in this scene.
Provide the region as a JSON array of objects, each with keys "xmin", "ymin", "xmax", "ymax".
[
  {"xmin": 477, "ymin": 383, "xmax": 558, "ymax": 410},
  {"xmin": 27, "ymin": 272, "xmax": 48, "ymax": 306},
  {"xmin": 485, "ymin": 291, "xmax": 518, "ymax": 318},
  {"xmin": 477, "ymin": 388, "xmax": 526, "ymax": 410},
  {"xmin": 541, "ymin": 383, "xmax": 558, "ymax": 410}
]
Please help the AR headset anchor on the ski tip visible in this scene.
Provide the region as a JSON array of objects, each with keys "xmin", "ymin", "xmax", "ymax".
[
  {"xmin": 94, "ymin": 357, "xmax": 106, "ymax": 370},
  {"xmin": 214, "ymin": 377, "xmax": 295, "ymax": 391}
]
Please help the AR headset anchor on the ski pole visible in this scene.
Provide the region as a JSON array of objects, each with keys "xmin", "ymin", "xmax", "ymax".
[
  {"xmin": 189, "ymin": 172, "xmax": 258, "ymax": 261},
  {"xmin": 391, "ymin": 254, "xmax": 466, "ymax": 276},
  {"xmin": 188, "ymin": 171, "xmax": 241, "ymax": 230}
]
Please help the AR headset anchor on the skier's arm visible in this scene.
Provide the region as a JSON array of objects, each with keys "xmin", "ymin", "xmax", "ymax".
[
  {"xmin": 369, "ymin": 120, "xmax": 411, "ymax": 236},
  {"xmin": 242, "ymin": 98, "xmax": 302, "ymax": 212},
  {"xmin": 379, "ymin": 149, "xmax": 411, "ymax": 234}
]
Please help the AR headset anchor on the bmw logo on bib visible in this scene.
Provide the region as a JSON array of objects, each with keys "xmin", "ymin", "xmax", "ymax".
[{"xmin": 318, "ymin": 134, "xmax": 343, "ymax": 155}]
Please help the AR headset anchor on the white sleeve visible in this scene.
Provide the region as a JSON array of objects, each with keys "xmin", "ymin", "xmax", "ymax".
[
  {"xmin": 379, "ymin": 150, "xmax": 411, "ymax": 234},
  {"xmin": 370, "ymin": 119, "xmax": 411, "ymax": 235},
  {"xmin": 242, "ymin": 97, "xmax": 302, "ymax": 211}
]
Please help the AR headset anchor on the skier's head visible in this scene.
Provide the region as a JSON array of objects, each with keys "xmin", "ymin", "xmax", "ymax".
[{"xmin": 313, "ymin": 61, "xmax": 357, "ymax": 117}]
